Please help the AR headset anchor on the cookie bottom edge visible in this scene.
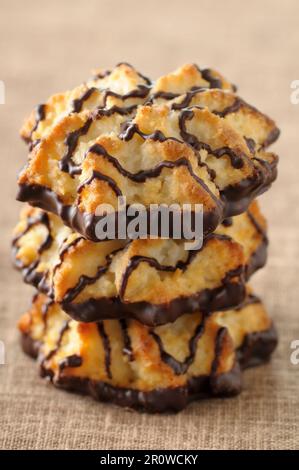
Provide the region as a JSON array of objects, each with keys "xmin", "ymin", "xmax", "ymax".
[{"xmin": 20, "ymin": 323, "xmax": 277, "ymax": 413}]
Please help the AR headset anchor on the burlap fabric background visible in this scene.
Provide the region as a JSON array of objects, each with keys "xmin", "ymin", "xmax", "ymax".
[{"xmin": 0, "ymin": 0, "xmax": 298, "ymax": 450}]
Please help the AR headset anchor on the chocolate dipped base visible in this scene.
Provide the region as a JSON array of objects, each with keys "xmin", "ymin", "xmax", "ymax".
[
  {"xmin": 21, "ymin": 323, "xmax": 277, "ymax": 413},
  {"xmin": 61, "ymin": 235, "xmax": 267, "ymax": 325},
  {"xmin": 16, "ymin": 158, "xmax": 277, "ymax": 241},
  {"xmin": 13, "ymin": 202, "xmax": 267, "ymax": 327},
  {"xmin": 62, "ymin": 272, "xmax": 246, "ymax": 326}
]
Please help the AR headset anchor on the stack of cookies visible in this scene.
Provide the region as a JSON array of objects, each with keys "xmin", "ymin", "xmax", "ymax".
[{"xmin": 13, "ymin": 63, "xmax": 279, "ymax": 412}]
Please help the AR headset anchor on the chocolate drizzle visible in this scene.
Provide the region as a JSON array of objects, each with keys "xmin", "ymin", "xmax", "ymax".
[
  {"xmin": 12, "ymin": 211, "xmax": 52, "ymax": 288},
  {"xmin": 71, "ymin": 87, "xmax": 97, "ymax": 113},
  {"xmin": 169, "ymin": 89, "xmax": 280, "ymax": 155},
  {"xmin": 150, "ymin": 65, "xmax": 235, "ymax": 104},
  {"xmin": 59, "ymin": 105, "xmax": 136, "ymax": 176},
  {"xmin": 211, "ymin": 327, "xmax": 227, "ymax": 376},
  {"xmin": 222, "ymin": 217, "xmax": 233, "ymax": 227},
  {"xmin": 40, "ymin": 319, "xmax": 70, "ymax": 377},
  {"xmin": 178, "ymin": 108, "xmax": 246, "ymax": 169},
  {"xmin": 245, "ymin": 137, "xmax": 256, "ymax": 154},
  {"xmin": 59, "ymin": 354, "xmax": 83, "ymax": 372},
  {"xmin": 13, "ymin": 203, "xmax": 271, "ymax": 326},
  {"xmin": 13, "ymin": 198, "xmax": 269, "ymax": 327},
  {"xmin": 17, "ymin": 181, "xmax": 229, "ymax": 241},
  {"xmin": 118, "ymin": 248, "xmax": 197, "ymax": 301},
  {"xmin": 221, "ymin": 153, "xmax": 278, "ymax": 217},
  {"xmin": 97, "ymin": 322, "xmax": 112, "ymax": 379},
  {"xmin": 61, "ymin": 263, "xmax": 245, "ymax": 326},
  {"xmin": 119, "ymin": 319, "xmax": 134, "ymax": 361},
  {"xmin": 72, "ymin": 82, "xmax": 151, "ymax": 115},
  {"xmin": 41, "ymin": 297, "xmax": 54, "ymax": 333},
  {"xmin": 58, "ymin": 237, "xmax": 245, "ymax": 326},
  {"xmin": 30, "ymin": 104, "xmax": 46, "ymax": 139},
  {"xmin": 247, "ymin": 207, "xmax": 268, "ymax": 243},
  {"xmin": 150, "ymin": 320, "xmax": 205, "ymax": 375},
  {"xmin": 21, "ymin": 321, "xmax": 277, "ymax": 413},
  {"xmin": 102, "ymin": 85, "xmax": 151, "ymax": 103},
  {"xmin": 16, "ymin": 147, "xmax": 277, "ymax": 236},
  {"xmin": 199, "ymin": 67, "xmax": 223, "ymax": 89},
  {"xmin": 60, "ymin": 242, "xmax": 125, "ymax": 304},
  {"xmin": 12, "ymin": 210, "xmax": 51, "ymax": 251},
  {"xmin": 172, "ymin": 90, "xmax": 248, "ymax": 120},
  {"xmin": 59, "ymin": 118, "xmax": 92, "ymax": 175},
  {"xmin": 17, "ymin": 95, "xmax": 278, "ymax": 240},
  {"xmin": 83, "ymin": 140, "xmax": 223, "ymax": 229},
  {"xmin": 78, "ymin": 169, "xmax": 123, "ymax": 197},
  {"xmin": 115, "ymin": 62, "xmax": 152, "ymax": 87}
]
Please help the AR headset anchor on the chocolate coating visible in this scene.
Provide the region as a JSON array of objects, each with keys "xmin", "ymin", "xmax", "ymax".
[
  {"xmin": 61, "ymin": 269, "xmax": 245, "ymax": 326},
  {"xmin": 21, "ymin": 323, "xmax": 277, "ymax": 413}
]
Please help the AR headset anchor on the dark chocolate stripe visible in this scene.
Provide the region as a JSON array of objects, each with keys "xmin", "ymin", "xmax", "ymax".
[
  {"xmin": 150, "ymin": 64, "xmax": 231, "ymax": 104},
  {"xmin": 56, "ymin": 259, "xmax": 107, "ymax": 303},
  {"xmin": 73, "ymin": 83, "xmax": 150, "ymax": 115},
  {"xmin": 261, "ymin": 127, "xmax": 280, "ymax": 148},
  {"xmin": 121, "ymin": 108, "xmax": 249, "ymax": 170},
  {"xmin": 151, "ymin": 91, "xmax": 182, "ymax": 101},
  {"xmin": 12, "ymin": 212, "xmax": 53, "ymax": 283},
  {"xmin": 150, "ymin": 319, "xmax": 205, "ymax": 375},
  {"xmin": 119, "ymin": 121, "xmax": 168, "ymax": 142},
  {"xmin": 59, "ymin": 106, "xmax": 136, "ymax": 176},
  {"xmin": 22, "ymin": 323, "xmax": 278, "ymax": 412},
  {"xmin": 247, "ymin": 206, "xmax": 268, "ymax": 243},
  {"xmin": 30, "ymin": 104, "xmax": 46, "ymax": 138},
  {"xmin": 211, "ymin": 327, "xmax": 228, "ymax": 377},
  {"xmin": 60, "ymin": 118, "xmax": 92, "ymax": 175},
  {"xmin": 199, "ymin": 67, "xmax": 223, "ymax": 89},
  {"xmin": 245, "ymin": 137, "xmax": 256, "ymax": 153},
  {"xmin": 97, "ymin": 322, "xmax": 112, "ymax": 379},
  {"xmin": 59, "ymin": 354, "xmax": 83, "ymax": 372},
  {"xmin": 221, "ymin": 217, "xmax": 233, "ymax": 227},
  {"xmin": 101, "ymin": 85, "xmax": 151, "ymax": 106},
  {"xmin": 61, "ymin": 242, "xmax": 125, "ymax": 303},
  {"xmin": 178, "ymin": 108, "xmax": 247, "ymax": 169},
  {"xmin": 171, "ymin": 88, "xmax": 207, "ymax": 110},
  {"xmin": 92, "ymin": 69, "xmax": 111, "ymax": 80},
  {"xmin": 115, "ymin": 62, "xmax": 152, "ymax": 86},
  {"xmin": 150, "ymin": 86, "xmax": 206, "ymax": 103},
  {"xmin": 78, "ymin": 170, "xmax": 123, "ymax": 198},
  {"xmin": 61, "ymin": 235, "xmax": 199, "ymax": 306},
  {"xmin": 12, "ymin": 211, "xmax": 53, "ymax": 294},
  {"xmin": 16, "ymin": 146, "xmax": 278, "ymax": 243},
  {"xmin": 12, "ymin": 211, "xmax": 51, "ymax": 248},
  {"xmin": 87, "ymin": 142, "xmax": 222, "ymax": 208},
  {"xmin": 119, "ymin": 319, "xmax": 134, "ymax": 361},
  {"xmin": 42, "ymin": 320, "xmax": 70, "ymax": 364},
  {"xmin": 172, "ymin": 90, "xmax": 243, "ymax": 117},
  {"xmin": 41, "ymin": 297, "xmax": 54, "ymax": 333},
  {"xmin": 71, "ymin": 87, "xmax": 97, "ymax": 113},
  {"xmin": 119, "ymin": 250, "xmax": 196, "ymax": 300},
  {"xmin": 119, "ymin": 233, "xmax": 233, "ymax": 300}
]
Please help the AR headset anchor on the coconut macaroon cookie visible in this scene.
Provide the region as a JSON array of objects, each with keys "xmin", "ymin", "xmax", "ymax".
[
  {"xmin": 13, "ymin": 63, "xmax": 279, "ymax": 413},
  {"xmin": 18, "ymin": 291, "xmax": 277, "ymax": 412},
  {"xmin": 20, "ymin": 63, "xmax": 234, "ymax": 145},
  {"xmin": 12, "ymin": 202, "xmax": 267, "ymax": 325},
  {"xmin": 17, "ymin": 63, "xmax": 279, "ymax": 241}
]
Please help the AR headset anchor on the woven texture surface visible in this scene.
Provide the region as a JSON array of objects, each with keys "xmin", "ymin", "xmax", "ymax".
[{"xmin": 0, "ymin": 0, "xmax": 298, "ymax": 450}]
